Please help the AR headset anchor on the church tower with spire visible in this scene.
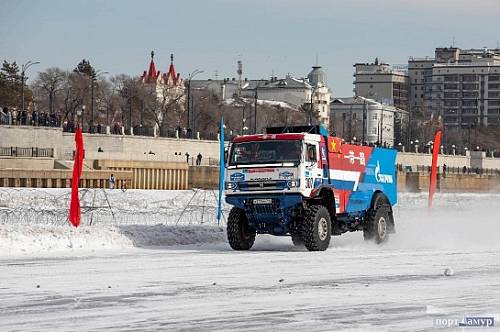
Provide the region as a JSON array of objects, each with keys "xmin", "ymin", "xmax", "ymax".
[{"xmin": 140, "ymin": 51, "xmax": 185, "ymax": 111}]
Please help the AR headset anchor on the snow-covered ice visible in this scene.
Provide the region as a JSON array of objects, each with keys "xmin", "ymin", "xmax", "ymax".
[{"xmin": 0, "ymin": 188, "xmax": 499, "ymax": 331}]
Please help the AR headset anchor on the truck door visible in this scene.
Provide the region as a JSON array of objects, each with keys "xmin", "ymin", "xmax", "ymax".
[{"xmin": 304, "ymin": 143, "xmax": 322, "ymax": 189}]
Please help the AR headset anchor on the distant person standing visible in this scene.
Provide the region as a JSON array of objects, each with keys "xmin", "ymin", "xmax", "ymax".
[
  {"xmin": 185, "ymin": 152, "xmax": 190, "ymax": 164},
  {"xmin": 196, "ymin": 152, "xmax": 202, "ymax": 165},
  {"xmin": 109, "ymin": 174, "xmax": 116, "ymax": 189}
]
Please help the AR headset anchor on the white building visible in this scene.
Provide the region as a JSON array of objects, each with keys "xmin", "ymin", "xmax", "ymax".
[
  {"xmin": 353, "ymin": 59, "xmax": 409, "ymax": 111},
  {"xmin": 330, "ymin": 96, "xmax": 408, "ymax": 147},
  {"xmin": 190, "ymin": 65, "xmax": 332, "ymax": 126},
  {"xmin": 306, "ymin": 65, "xmax": 331, "ymax": 126}
]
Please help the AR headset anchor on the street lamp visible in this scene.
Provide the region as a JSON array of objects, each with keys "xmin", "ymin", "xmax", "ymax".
[
  {"xmin": 76, "ymin": 105, "xmax": 85, "ymax": 128},
  {"xmin": 309, "ymin": 85, "xmax": 318, "ymax": 125},
  {"xmin": 21, "ymin": 60, "xmax": 40, "ymax": 113},
  {"xmin": 187, "ymin": 69, "xmax": 203, "ymax": 131},
  {"xmin": 254, "ymin": 84, "xmax": 259, "ymax": 134}
]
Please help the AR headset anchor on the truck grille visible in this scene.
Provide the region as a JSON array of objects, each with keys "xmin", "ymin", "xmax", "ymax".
[
  {"xmin": 246, "ymin": 199, "xmax": 280, "ymax": 215},
  {"xmin": 252, "ymin": 204, "xmax": 274, "ymax": 214},
  {"xmin": 238, "ymin": 180, "xmax": 287, "ymax": 191}
]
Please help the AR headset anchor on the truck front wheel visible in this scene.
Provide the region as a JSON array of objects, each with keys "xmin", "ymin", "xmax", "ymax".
[
  {"xmin": 227, "ymin": 207, "xmax": 255, "ymax": 250},
  {"xmin": 302, "ymin": 205, "xmax": 331, "ymax": 251}
]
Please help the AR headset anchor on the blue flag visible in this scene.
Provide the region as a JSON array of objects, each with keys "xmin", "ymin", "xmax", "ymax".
[{"xmin": 217, "ymin": 117, "xmax": 225, "ymax": 224}]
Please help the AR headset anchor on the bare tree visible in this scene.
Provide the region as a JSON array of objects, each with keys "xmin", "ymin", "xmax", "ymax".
[
  {"xmin": 61, "ymin": 72, "xmax": 88, "ymax": 124},
  {"xmin": 32, "ymin": 68, "xmax": 66, "ymax": 115}
]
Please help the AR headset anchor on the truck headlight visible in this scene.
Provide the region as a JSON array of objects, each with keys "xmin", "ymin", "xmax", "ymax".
[
  {"xmin": 225, "ymin": 182, "xmax": 238, "ymax": 190},
  {"xmin": 287, "ymin": 180, "xmax": 299, "ymax": 188}
]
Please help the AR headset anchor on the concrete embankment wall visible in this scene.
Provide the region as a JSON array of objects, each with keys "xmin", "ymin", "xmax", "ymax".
[
  {"xmin": 2, "ymin": 125, "xmax": 500, "ymax": 169},
  {"xmin": 189, "ymin": 166, "xmax": 219, "ymax": 189},
  {"xmin": 2, "ymin": 125, "xmax": 500, "ymax": 191},
  {"xmin": 0, "ymin": 125, "xmax": 219, "ymax": 163},
  {"xmin": 97, "ymin": 160, "xmax": 189, "ymax": 190},
  {"xmin": 404, "ymin": 172, "xmax": 500, "ymax": 193},
  {"xmin": 396, "ymin": 153, "xmax": 471, "ymax": 168},
  {"xmin": 0, "ymin": 157, "xmax": 55, "ymax": 170}
]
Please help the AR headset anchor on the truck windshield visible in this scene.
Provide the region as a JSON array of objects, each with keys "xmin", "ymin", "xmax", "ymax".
[{"xmin": 228, "ymin": 140, "xmax": 302, "ymax": 166}]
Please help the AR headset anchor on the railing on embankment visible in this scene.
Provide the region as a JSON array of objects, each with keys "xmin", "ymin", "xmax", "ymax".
[{"xmin": 0, "ymin": 169, "xmax": 132, "ymax": 189}]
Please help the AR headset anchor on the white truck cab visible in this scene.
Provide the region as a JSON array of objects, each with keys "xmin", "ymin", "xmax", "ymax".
[{"xmin": 225, "ymin": 133, "xmax": 322, "ymax": 198}]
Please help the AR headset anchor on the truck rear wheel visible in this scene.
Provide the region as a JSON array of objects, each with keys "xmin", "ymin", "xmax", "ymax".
[
  {"xmin": 363, "ymin": 205, "xmax": 390, "ymax": 244},
  {"xmin": 227, "ymin": 207, "xmax": 255, "ymax": 250},
  {"xmin": 301, "ymin": 205, "xmax": 331, "ymax": 251}
]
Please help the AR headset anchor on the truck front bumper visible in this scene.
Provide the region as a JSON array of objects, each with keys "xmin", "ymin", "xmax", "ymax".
[{"xmin": 225, "ymin": 194, "xmax": 303, "ymax": 235}]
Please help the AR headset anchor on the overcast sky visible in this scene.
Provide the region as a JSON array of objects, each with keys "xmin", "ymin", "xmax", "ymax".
[{"xmin": 1, "ymin": 0, "xmax": 500, "ymax": 96}]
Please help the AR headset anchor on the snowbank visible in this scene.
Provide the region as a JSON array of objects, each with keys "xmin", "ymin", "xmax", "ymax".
[
  {"xmin": 0, "ymin": 224, "xmax": 133, "ymax": 255},
  {"xmin": 0, "ymin": 224, "xmax": 226, "ymax": 255}
]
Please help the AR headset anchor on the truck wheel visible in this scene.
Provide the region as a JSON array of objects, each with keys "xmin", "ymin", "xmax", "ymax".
[
  {"xmin": 227, "ymin": 207, "xmax": 255, "ymax": 250},
  {"xmin": 302, "ymin": 205, "xmax": 331, "ymax": 251},
  {"xmin": 363, "ymin": 206, "xmax": 390, "ymax": 244},
  {"xmin": 291, "ymin": 234, "xmax": 304, "ymax": 247}
]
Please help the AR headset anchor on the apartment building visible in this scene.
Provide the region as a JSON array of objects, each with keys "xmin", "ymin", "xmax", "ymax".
[
  {"xmin": 409, "ymin": 47, "xmax": 500, "ymax": 127},
  {"xmin": 431, "ymin": 60, "xmax": 500, "ymax": 126},
  {"xmin": 353, "ymin": 59, "xmax": 409, "ymax": 111}
]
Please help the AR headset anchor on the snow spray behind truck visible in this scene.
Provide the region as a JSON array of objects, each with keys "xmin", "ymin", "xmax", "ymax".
[{"xmin": 224, "ymin": 125, "xmax": 397, "ymax": 251}]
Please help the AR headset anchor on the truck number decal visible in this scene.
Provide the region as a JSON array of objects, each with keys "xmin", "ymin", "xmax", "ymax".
[{"xmin": 305, "ymin": 177, "xmax": 314, "ymax": 188}]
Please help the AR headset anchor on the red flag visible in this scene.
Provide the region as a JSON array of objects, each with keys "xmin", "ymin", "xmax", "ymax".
[
  {"xmin": 68, "ymin": 127, "xmax": 84, "ymax": 227},
  {"xmin": 428, "ymin": 129, "xmax": 442, "ymax": 208}
]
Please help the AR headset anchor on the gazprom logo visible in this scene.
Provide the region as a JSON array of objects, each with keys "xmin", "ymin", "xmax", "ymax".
[
  {"xmin": 375, "ymin": 161, "xmax": 393, "ymax": 184},
  {"xmin": 230, "ymin": 172, "xmax": 245, "ymax": 182}
]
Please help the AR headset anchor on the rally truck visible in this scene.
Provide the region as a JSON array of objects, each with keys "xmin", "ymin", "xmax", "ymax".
[{"xmin": 224, "ymin": 125, "xmax": 397, "ymax": 251}]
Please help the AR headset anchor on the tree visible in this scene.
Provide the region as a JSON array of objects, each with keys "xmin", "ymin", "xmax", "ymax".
[
  {"xmin": 300, "ymin": 102, "xmax": 320, "ymax": 125},
  {"xmin": 0, "ymin": 60, "xmax": 22, "ymax": 108},
  {"xmin": 33, "ymin": 68, "xmax": 66, "ymax": 114},
  {"xmin": 74, "ymin": 59, "xmax": 96, "ymax": 78},
  {"xmin": 110, "ymin": 74, "xmax": 132, "ymax": 128},
  {"xmin": 60, "ymin": 72, "xmax": 88, "ymax": 124}
]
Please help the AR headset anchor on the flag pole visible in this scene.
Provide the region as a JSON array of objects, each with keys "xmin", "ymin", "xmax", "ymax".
[{"xmin": 217, "ymin": 116, "xmax": 225, "ymax": 224}]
